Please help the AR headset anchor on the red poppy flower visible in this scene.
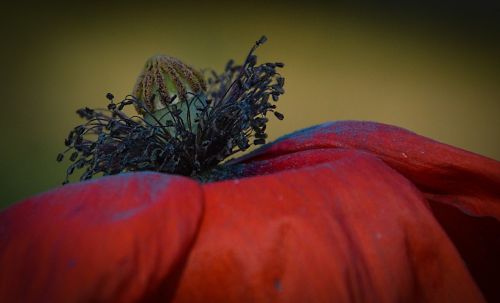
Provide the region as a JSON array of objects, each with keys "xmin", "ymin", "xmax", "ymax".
[{"xmin": 1, "ymin": 120, "xmax": 498, "ymax": 302}]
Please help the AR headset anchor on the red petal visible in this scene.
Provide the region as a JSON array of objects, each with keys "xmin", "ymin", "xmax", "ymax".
[
  {"xmin": 238, "ymin": 121, "xmax": 500, "ymax": 219},
  {"xmin": 173, "ymin": 152, "xmax": 485, "ymax": 302},
  {"xmin": 0, "ymin": 173, "xmax": 203, "ymax": 302},
  {"xmin": 236, "ymin": 120, "xmax": 500, "ymax": 301}
]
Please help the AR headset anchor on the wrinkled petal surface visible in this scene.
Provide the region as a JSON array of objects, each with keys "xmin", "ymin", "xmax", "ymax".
[
  {"xmin": 0, "ymin": 121, "xmax": 499, "ymax": 302},
  {"xmin": 234, "ymin": 120, "xmax": 500, "ymax": 302},
  {"xmin": 0, "ymin": 173, "xmax": 204, "ymax": 302},
  {"xmin": 174, "ymin": 152, "xmax": 485, "ymax": 302},
  {"xmin": 236, "ymin": 121, "xmax": 500, "ymax": 218}
]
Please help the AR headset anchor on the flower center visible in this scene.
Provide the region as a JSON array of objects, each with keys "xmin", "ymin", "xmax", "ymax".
[{"xmin": 58, "ymin": 36, "xmax": 286, "ymax": 184}]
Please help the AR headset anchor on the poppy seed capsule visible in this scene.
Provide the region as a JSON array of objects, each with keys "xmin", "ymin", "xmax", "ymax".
[{"xmin": 132, "ymin": 55, "xmax": 207, "ymax": 115}]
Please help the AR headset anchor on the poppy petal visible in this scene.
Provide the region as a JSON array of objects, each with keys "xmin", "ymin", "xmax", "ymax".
[
  {"xmin": 0, "ymin": 172, "xmax": 204, "ymax": 302},
  {"xmin": 237, "ymin": 121, "xmax": 500, "ymax": 219},
  {"xmin": 235, "ymin": 120, "xmax": 500, "ymax": 301},
  {"xmin": 173, "ymin": 151, "xmax": 485, "ymax": 302}
]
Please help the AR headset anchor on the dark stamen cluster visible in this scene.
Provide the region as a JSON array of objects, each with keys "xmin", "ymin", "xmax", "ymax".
[{"xmin": 57, "ymin": 36, "xmax": 285, "ymax": 184}]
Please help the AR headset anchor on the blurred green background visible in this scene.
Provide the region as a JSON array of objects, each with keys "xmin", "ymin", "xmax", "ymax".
[{"xmin": 1, "ymin": 1, "xmax": 499, "ymax": 208}]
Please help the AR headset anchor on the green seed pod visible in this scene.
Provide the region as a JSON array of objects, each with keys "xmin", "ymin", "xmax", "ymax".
[{"xmin": 132, "ymin": 55, "xmax": 206, "ymax": 115}]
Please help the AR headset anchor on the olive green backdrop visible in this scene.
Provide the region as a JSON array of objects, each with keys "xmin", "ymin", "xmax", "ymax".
[{"xmin": 1, "ymin": 1, "xmax": 499, "ymax": 207}]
